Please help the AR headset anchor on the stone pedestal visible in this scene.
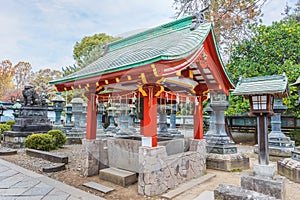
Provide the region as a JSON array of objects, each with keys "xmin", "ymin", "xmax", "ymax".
[
  {"xmin": 205, "ymin": 98, "xmax": 249, "ymax": 171},
  {"xmin": 277, "ymin": 147, "xmax": 300, "ymax": 183},
  {"xmin": 81, "ymin": 139, "xmax": 108, "ymax": 177},
  {"xmin": 3, "ymin": 106, "xmax": 52, "ymax": 148},
  {"xmin": 214, "ymin": 184, "xmax": 278, "ymax": 200},
  {"xmin": 206, "ymin": 153, "xmax": 249, "ymax": 171},
  {"xmin": 241, "ymin": 173, "xmax": 286, "ymax": 199}
]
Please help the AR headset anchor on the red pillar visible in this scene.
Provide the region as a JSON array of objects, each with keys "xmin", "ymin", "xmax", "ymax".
[
  {"xmin": 140, "ymin": 94, "xmax": 158, "ymax": 147},
  {"xmin": 86, "ymin": 93, "xmax": 97, "ymax": 140},
  {"xmin": 194, "ymin": 96, "xmax": 203, "ymax": 139}
]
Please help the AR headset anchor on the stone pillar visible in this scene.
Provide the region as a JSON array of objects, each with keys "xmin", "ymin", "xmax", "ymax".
[
  {"xmin": 71, "ymin": 98, "xmax": 84, "ymax": 128},
  {"xmin": 204, "ymin": 103, "xmax": 215, "ymax": 135},
  {"xmin": 97, "ymin": 103, "xmax": 103, "ymax": 129},
  {"xmin": 80, "ymin": 102, "xmax": 87, "ymax": 128},
  {"xmin": 157, "ymin": 104, "xmax": 169, "ymax": 136},
  {"xmin": 268, "ymin": 98, "xmax": 294, "ymax": 156},
  {"xmin": 117, "ymin": 104, "xmax": 129, "ymax": 135},
  {"xmin": 128, "ymin": 105, "xmax": 137, "ymax": 135},
  {"xmin": 104, "ymin": 106, "xmax": 118, "ymax": 134},
  {"xmin": 169, "ymin": 103, "xmax": 180, "ymax": 135},
  {"xmin": 52, "ymin": 92, "xmax": 65, "ymax": 126},
  {"xmin": 205, "ymin": 93, "xmax": 249, "ymax": 171},
  {"xmin": 65, "ymin": 104, "xmax": 73, "ymax": 126}
]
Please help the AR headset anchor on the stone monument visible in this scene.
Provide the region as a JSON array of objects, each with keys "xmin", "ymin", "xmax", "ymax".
[
  {"xmin": 278, "ymin": 76, "xmax": 300, "ymax": 183},
  {"xmin": 3, "ymin": 85, "xmax": 52, "ymax": 148}
]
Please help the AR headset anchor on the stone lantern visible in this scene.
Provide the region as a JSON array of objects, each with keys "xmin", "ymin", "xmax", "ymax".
[
  {"xmin": 51, "ymin": 92, "xmax": 65, "ymax": 125},
  {"xmin": 70, "ymin": 97, "xmax": 84, "ymax": 128},
  {"xmin": 65, "ymin": 104, "xmax": 73, "ymax": 126},
  {"xmin": 0, "ymin": 104, "xmax": 5, "ymax": 122},
  {"xmin": 278, "ymin": 76, "xmax": 300, "ymax": 183},
  {"xmin": 232, "ymin": 74, "xmax": 288, "ymax": 199}
]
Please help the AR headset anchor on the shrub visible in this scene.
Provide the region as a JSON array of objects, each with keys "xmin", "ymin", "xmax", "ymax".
[
  {"xmin": 25, "ymin": 133, "xmax": 55, "ymax": 151},
  {"xmin": 290, "ymin": 129, "xmax": 300, "ymax": 146},
  {"xmin": 0, "ymin": 124, "xmax": 11, "ymax": 133},
  {"xmin": 5, "ymin": 120, "xmax": 15, "ymax": 127},
  {"xmin": 47, "ymin": 130, "xmax": 66, "ymax": 148}
]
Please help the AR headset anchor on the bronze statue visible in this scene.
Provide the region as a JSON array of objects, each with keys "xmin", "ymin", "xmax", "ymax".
[{"xmin": 22, "ymin": 85, "xmax": 40, "ymax": 106}]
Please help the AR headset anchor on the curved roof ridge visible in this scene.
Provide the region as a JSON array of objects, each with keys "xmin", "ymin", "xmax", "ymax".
[{"xmin": 108, "ymin": 15, "xmax": 194, "ymax": 52}]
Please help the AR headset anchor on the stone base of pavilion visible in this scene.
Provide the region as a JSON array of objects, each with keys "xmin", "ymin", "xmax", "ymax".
[
  {"xmin": 138, "ymin": 139, "xmax": 206, "ymax": 196},
  {"xmin": 277, "ymin": 158, "xmax": 300, "ymax": 183},
  {"xmin": 80, "ymin": 138, "xmax": 206, "ymax": 196}
]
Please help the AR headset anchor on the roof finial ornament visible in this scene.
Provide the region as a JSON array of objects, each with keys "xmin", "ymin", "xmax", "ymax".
[{"xmin": 190, "ymin": 4, "xmax": 209, "ymax": 31}]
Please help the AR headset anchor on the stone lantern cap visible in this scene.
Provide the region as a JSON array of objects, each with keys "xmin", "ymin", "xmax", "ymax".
[
  {"xmin": 52, "ymin": 93, "xmax": 65, "ymax": 102},
  {"xmin": 232, "ymin": 73, "xmax": 289, "ymax": 98},
  {"xmin": 66, "ymin": 103, "xmax": 72, "ymax": 108},
  {"xmin": 70, "ymin": 97, "xmax": 84, "ymax": 104}
]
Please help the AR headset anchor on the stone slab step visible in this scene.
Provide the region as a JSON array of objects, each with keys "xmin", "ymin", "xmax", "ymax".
[
  {"xmin": 161, "ymin": 173, "xmax": 216, "ymax": 199},
  {"xmin": 26, "ymin": 149, "xmax": 68, "ymax": 164},
  {"xmin": 99, "ymin": 167, "xmax": 137, "ymax": 187},
  {"xmin": 0, "ymin": 149, "xmax": 17, "ymax": 155},
  {"xmin": 42, "ymin": 163, "xmax": 66, "ymax": 173},
  {"xmin": 83, "ymin": 182, "xmax": 114, "ymax": 194},
  {"xmin": 193, "ymin": 190, "xmax": 214, "ymax": 200}
]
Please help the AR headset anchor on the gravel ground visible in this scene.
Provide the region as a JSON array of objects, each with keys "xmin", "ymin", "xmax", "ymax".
[{"xmin": 1, "ymin": 144, "xmax": 300, "ymax": 200}]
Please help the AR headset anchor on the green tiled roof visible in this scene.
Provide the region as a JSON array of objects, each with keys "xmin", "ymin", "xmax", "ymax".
[
  {"xmin": 232, "ymin": 73, "xmax": 289, "ymax": 97},
  {"xmin": 50, "ymin": 16, "xmax": 214, "ymax": 85}
]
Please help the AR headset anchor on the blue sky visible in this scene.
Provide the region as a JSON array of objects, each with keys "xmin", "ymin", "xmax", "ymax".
[{"xmin": 0, "ymin": 0, "xmax": 297, "ymax": 71}]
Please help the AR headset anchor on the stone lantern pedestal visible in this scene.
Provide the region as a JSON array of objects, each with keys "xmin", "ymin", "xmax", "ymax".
[{"xmin": 205, "ymin": 94, "xmax": 249, "ymax": 171}]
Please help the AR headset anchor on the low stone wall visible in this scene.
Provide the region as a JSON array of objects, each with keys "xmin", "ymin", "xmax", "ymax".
[
  {"xmin": 81, "ymin": 139, "xmax": 108, "ymax": 177},
  {"xmin": 138, "ymin": 139, "xmax": 206, "ymax": 196},
  {"xmin": 107, "ymin": 137, "xmax": 184, "ymax": 173}
]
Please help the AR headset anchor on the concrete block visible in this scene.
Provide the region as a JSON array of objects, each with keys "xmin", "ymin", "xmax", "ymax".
[
  {"xmin": 241, "ymin": 174, "xmax": 285, "ymax": 199},
  {"xmin": 99, "ymin": 167, "xmax": 137, "ymax": 187},
  {"xmin": 277, "ymin": 158, "xmax": 300, "ymax": 183},
  {"xmin": 214, "ymin": 184, "xmax": 278, "ymax": 200}
]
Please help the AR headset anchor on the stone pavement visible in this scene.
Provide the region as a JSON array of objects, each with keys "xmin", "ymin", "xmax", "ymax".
[{"xmin": 0, "ymin": 158, "xmax": 105, "ymax": 200}]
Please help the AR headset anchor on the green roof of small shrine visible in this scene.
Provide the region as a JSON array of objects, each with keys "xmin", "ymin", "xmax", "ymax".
[
  {"xmin": 50, "ymin": 15, "xmax": 218, "ymax": 85},
  {"xmin": 232, "ymin": 73, "xmax": 289, "ymax": 98}
]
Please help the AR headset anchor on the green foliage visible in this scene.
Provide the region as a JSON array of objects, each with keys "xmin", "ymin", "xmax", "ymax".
[
  {"xmin": 47, "ymin": 130, "xmax": 66, "ymax": 148},
  {"xmin": 226, "ymin": 18, "xmax": 300, "ymax": 116},
  {"xmin": 25, "ymin": 133, "xmax": 55, "ymax": 151},
  {"xmin": 0, "ymin": 124, "xmax": 11, "ymax": 132},
  {"xmin": 73, "ymin": 33, "xmax": 120, "ymax": 68},
  {"xmin": 289, "ymin": 129, "xmax": 300, "ymax": 146},
  {"xmin": 5, "ymin": 120, "xmax": 15, "ymax": 126}
]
